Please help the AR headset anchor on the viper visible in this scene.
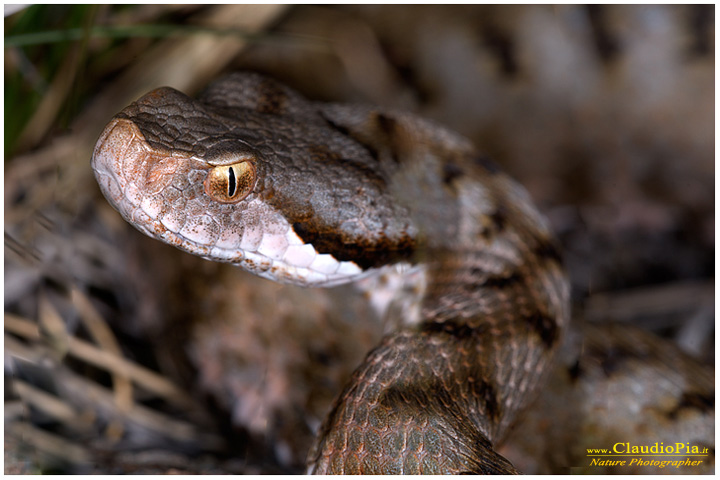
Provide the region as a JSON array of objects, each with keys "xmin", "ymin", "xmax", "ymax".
[{"xmin": 91, "ymin": 72, "xmax": 577, "ymax": 473}]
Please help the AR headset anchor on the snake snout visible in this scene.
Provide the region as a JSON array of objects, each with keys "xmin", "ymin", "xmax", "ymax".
[
  {"xmin": 92, "ymin": 118, "xmax": 136, "ymax": 214},
  {"xmin": 92, "ymin": 117, "xmax": 179, "ymax": 224}
]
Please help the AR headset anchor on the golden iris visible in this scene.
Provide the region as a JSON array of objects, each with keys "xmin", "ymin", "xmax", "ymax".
[{"xmin": 204, "ymin": 161, "xmax": 256, "ymax": 203}]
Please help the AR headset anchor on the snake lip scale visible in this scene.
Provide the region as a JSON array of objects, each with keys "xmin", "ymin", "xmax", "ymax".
[{"xmin": 92, "ymin": 72, "xmax": 571, "ymax": 474}]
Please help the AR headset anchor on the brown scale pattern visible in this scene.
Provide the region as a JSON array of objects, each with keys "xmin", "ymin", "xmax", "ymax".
[{"xmin": 310, "ymin": 332, "xmax": 521, "ymax": 474}]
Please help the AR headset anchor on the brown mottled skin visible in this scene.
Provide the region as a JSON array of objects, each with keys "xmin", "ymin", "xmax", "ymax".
[{"xmin": 92, "ymin": 73, "xmax": 571, "ymax": 473}]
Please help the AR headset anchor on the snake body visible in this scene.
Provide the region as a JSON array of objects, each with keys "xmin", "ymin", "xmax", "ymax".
[{"xmin": 92, "ymin": 73, "xmax": 569, "ymax": 474}]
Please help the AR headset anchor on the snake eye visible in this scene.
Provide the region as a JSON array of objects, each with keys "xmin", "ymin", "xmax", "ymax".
[{"xmin": 204, "ymin": 161, "xmax": 256, "ymax": 203}]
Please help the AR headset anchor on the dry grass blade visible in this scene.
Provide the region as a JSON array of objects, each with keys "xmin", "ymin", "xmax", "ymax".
[
  {"xmin": 7, "ymin": 326, "xmax": 225, "ymax": 459},
  {"xmin": 71, "ymin": 287, "xmax": 133, "ymax": 411},
  {"xmin": 65, "ymin": 336, "xmax": 195, "ymax": 410},
  {"xmin": 6, "ymin": 311, "xmax": 196, "ymax": 410},
  {"xmin": 14, "ymin": 19, "xmax": 89, "ymax": 152},
  {"xmin": 5, "ymin": 312, "xmax": 41, "ymax": 340},
  {"xmin": 6, "ymin": 333, "xmax": 225, "ymax": 457},
  {"xmin": 58, "ymin": 368, "xmax": 224, "ymax": 448},
  {"xmin": 12, "ymin": 380, "xmax": 82, "ymax": 426},
  {"xmin": 5, "ymin": 333, "xmax": 45, "ymax": 364},
  {"xmin": 38, "ymin": 293, "xmax": 70, "ymax": 355}
]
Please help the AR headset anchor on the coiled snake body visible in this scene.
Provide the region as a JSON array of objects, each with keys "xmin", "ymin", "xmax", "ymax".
[{"xmin": 92, "ymin": 73, "xmax": 570, "ymax": 474}]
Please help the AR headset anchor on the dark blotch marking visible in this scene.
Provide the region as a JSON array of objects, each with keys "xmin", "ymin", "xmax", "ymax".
[
  {"xmin": 422, "ymin": 319, "xmax": 487, "ymax": 339},
  {"xmin": 474, "ymin": 155, "xmax": 501, "ymax": 174},
  {"xmin": 375, "ymin": 112, "xmax": 397, "ymax": 136},
  {"xmin": 375, "ymin": 113, "xmax": 402, "ymax": 164},
  {"xmin": 472, "ymin": 380, "xmax": 500, "ymax": 422},
  {"xmin": 588, "ymin": 343, "xmax": 648, "ymax": 378},
  {"xmin": 479, "ymin": 205, "xmax": 508, "ymax": 241},
  {"xmin": 474, "ymin": 271, "xmax": 523, "ymax": 290},
  {"xmin": 380, "ymin": 377, "xmax": 499, "ymax": 425},
  {"xmin": 667, "ymin": 391, "xmax": 714, "ymax": 419},
  {"xmin": 524, "ymin": 311, "xmax": 560, "ymax": 348},
  {"xmin": 322, "ymin": 115, "xmax": 382, "ymax": 163},
  {"xmin": 567, "ymin": 359, "xmax": 582, "ymax": 382},
  {"xmin": 380, "ymin": 385, "xmax": 430, "ymax": 412},
  {"xmin": 480, "ymin": 25, "xmax": 518, "ymax": 77},
  {"xmin": 689, "ymin": 5, "xmax": 714, "ymax": 56},
  {"xmin": 323, "ymin": 117, "xmax": 380, "ymax": 164},
  {"xmin": 256, "ymin": 79, "xmax": 287, "ymax": 114},
  {"xmin": 586, "ymin": 5, "xmax": 620, "ymax": 63},
  {"xmin": 532, "ymin": 237, "xmax": 564, "ymax": 265},
  {"xmin": 490, "ymin": 205, "xmax": 507, "ymax": 232},
  {"xmin": 307, "ymin": 143, "xmax": 342, "ymax": 163},
  {"xmin": 323, "ymin": 115, "xmax": 351, "ymax": 137},
  {"xmin": 374, "ymin": 112, "xmax": 405, "ymax": 164},
  {"xmin": 442, "ymin": 162, "xmax": 465, "ymax": 185},
  {"xmin": 600, "ymin": 354, "xmax": 623, "ymax": 377},
  {"xmin": 292, "ymin": 221, "xmax": 415, "ymax": 270}
]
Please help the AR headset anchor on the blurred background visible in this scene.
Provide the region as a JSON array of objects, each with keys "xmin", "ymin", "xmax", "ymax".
[{"xmin": 4, "ymin": 5, "xmax": 714, "ymax": 474}]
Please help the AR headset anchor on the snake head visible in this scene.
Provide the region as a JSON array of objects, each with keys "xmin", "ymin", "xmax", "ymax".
[{"xmin": 91, "ymin": 86, "xmax": 377, "ymax": 287}]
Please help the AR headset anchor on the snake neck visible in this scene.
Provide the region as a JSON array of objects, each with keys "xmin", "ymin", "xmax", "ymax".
[{"xmin": 306, "ymin": 104, "xmax": 569, "ymax": 474}]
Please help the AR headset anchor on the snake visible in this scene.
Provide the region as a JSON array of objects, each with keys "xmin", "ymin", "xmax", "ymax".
[{"xmin": 91, "ymin": 72, "xmax": 570, "ymax": 474}]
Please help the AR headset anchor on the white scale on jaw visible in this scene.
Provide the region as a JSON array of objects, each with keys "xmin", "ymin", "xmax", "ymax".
[{"xmin": 136, "ymin": 187, "xmax": 364, "ymax": 287}]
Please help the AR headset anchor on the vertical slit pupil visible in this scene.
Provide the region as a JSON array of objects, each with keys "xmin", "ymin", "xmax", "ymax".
[{"xmin": 227, "ymin": 167, "xmax": 237, "ymax": 197}]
